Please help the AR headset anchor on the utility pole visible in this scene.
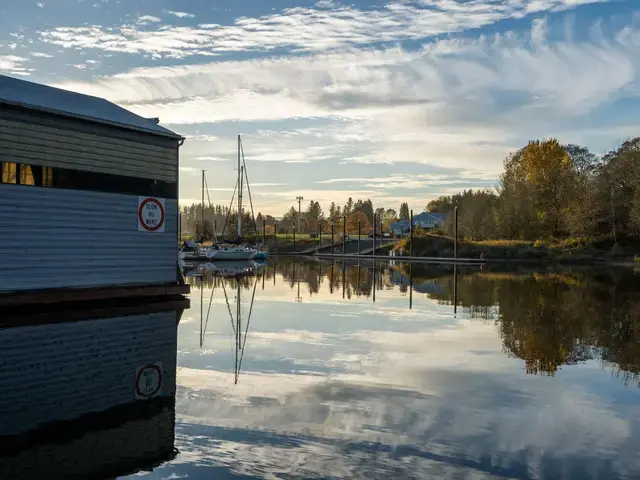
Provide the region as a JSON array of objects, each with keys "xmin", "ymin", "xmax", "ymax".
[{"xmin": 296, "ymin": 196, "xmax": 304, "ymax": 233}]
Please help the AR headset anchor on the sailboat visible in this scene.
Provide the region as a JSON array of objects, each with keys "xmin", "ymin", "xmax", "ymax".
[{"xmin": 206, "ymin": 135, "xmax": 262, "ymax": 261}]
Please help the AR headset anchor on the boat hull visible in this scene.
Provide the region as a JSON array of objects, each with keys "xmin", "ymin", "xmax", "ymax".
[{"xmin": 206, "ymin": 250, "xmax": 256, "ymax": 261}]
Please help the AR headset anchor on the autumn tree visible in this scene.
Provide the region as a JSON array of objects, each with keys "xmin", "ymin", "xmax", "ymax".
[
  {"xmin": 347, "ymin": 211, "xmax": 370, "ymax": 233},
  {"xmin": 383, "ymin": 209, "xmax": 398, "ymax": 230},
  {"xmin": 499, "ymin": 139, "xmax": 576, "ymax": 238}
]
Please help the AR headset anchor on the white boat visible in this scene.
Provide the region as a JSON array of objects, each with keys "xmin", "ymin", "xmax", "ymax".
[{"xmin": 205, "ymin": 243, "xmax": 256, "ymax": 261}]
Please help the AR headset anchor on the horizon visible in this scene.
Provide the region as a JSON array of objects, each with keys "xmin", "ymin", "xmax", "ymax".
[{"xmin": 2, "ymin": 0, "xmax": 639, "ymax": 216}]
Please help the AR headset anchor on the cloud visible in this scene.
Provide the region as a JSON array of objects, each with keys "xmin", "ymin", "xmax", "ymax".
[
  {"xmin": 195, "ymin": 156, "xmax": 228, "ymax": 162},
  {"xmin": 165, "ymin": 10, "xmax": 195, "ymax": 19},
  {"xmin": 38, "ymin": 0, "xmax": 613, "ymax": 58},
  {"xmin": 42, "ymin": 11, "xmax": 640, "ymax": 214},
  {"xmin": 30, "ymin": 52, "xmax": 53, "ymax": 58},
  {"xmin": 0, "ymin": 55, "xmax": 33, "ymax": 76},
  {"xmin": 136, "ymin": 15, "xmax": 162, "ymax": 25},
  {"xmin": 52, "ymin": 16, "xmax": 639, "ymax": 127}
]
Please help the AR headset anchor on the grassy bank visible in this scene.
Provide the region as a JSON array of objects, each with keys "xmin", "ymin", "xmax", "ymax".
[{"xmin": 393, "ymin": 233, "xmax": 640, "ymax": 263}]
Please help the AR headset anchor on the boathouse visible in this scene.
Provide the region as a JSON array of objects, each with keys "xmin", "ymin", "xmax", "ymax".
[{"xmin": 0, "ymin": 74, "xmax": 186, "ymax": 302}]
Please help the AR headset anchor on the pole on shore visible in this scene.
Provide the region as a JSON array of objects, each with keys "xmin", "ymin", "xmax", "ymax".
[
  {"xmin": 293, "ymin": 226, "xmax": 296, "ymax": 248},
  {"xmin": 331, "ymin": 220, "xmax": 335, "ymax": 254},
  {"xmin": 262, "ymin": 219, "xmax": 266, "ymax": 246},
  {"xmin": 410, "ymin": 210, "xmax": 414, "ymax": 258},
  {"xmin": 358, "ymin": 221, "xmax": 361, "ymax": 254},
  {"xmin": 454, "ymin": 206, "xmax": 458, "ymax": 260},
  {"xmin": 343, "ymin": 215, "xmax": 346, "ymax": 254},
  {"xmin": 372, "ymin": 213, "xmax": 377, "ymax": 256},
  {"xmin": 274, "ymin": 222, "xmax": 278, "ymax": 251}
]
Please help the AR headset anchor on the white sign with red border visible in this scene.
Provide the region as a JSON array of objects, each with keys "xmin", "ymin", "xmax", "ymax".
[
  {"xmin": 138, "ymin": 197, "xmax": 166, "ymax": 233},
  {"xmin": 135, "ymin": 362, "xmax": 163, "ymax": 400}
]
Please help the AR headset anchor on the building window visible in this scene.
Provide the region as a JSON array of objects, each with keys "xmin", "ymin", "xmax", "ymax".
[
  {"xmin": 43, "ymin": 166, "xmax": 54, "ymax": 187},
  {"xmin": 2, "ymin": 162, "xmax": 17, "ymax": 184},
  {"xmin": 20, "ymin": 164, "xmax": 35, "ymax": 185}
]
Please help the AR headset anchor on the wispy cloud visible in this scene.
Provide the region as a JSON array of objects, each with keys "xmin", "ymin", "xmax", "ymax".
[
  {"xmin": 51, "ymin": 16, "xmax": 640, "ymax": 178},
  {"xmin": 164, "ymin": 10, "xmax": 195, "ymax": 19},
  {"xmin": 38, "ymin": 0, "xmax": 613, "ymax": 58}
]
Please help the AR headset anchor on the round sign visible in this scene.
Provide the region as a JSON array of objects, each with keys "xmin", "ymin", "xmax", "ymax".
[
  {"xmin": 136, "ymin": 363, "xmax": 163, "ymax": 398},
  {"xmin": 138, "ymin": 197, "xmax": 165, "ymax": 232}
]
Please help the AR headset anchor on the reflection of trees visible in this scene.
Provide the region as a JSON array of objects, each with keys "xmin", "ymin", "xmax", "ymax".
[
  {"xmin": 430, "ymin": 269, "xmax": 640, "ymax": 384},
  {"xmin": 186, "ymin": 260, "xmax": 640, "ymax": 386}
]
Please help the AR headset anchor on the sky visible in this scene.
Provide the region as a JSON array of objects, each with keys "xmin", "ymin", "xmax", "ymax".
[{"xmin": 1, "ymin": 0, "xmax": 639, "ymax": 216}]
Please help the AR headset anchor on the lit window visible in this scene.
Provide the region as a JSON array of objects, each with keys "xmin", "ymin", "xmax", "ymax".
[
  {"xmin": 43, "ymin": 166, "xmax": 54, "ymax": 187},
  {"xmin": 20, "ymin": 164, "xmax": 35, "ymax": 186},
  {"xmin": 2, "ymin": 162, "xmax": 17, "ymax": 184}
]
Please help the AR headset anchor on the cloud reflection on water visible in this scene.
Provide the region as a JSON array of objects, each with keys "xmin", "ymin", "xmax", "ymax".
[{"xmin": 137, "ymin": 260, "xmax": 640, "ymax": 479}]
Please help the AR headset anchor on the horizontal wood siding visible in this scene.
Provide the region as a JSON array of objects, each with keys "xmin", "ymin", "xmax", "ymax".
[
  {"xmin": 0, "ymin": 184, "xmax": 178, "ymax": 292},
  {"xmin": 0, "ymin": 117, "xmax": 177, "ymax": 182}
]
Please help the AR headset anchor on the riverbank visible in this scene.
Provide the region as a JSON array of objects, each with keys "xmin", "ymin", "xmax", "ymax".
[{"xmin": 392, "ymin": 233, "xmax": 640, "ymax": 264}]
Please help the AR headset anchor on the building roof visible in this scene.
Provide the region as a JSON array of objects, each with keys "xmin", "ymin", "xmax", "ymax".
[
  {"xmin": 415, "ymin": 211, "xmax": 447, "ymax": 222},
  {"xmin": 0, "ymin": 74, "xmax": 182, "ymax": 140}
]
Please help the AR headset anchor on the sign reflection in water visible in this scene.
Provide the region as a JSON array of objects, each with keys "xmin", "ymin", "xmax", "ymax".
[{"xmin": 147, "ymin": 260, "xmax": 640, "ymax": 479}]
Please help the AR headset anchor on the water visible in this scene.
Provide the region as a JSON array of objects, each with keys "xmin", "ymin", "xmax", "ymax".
[{"xmin": 2, "ymin": 259, "xmax": 640, "ymax": 479}]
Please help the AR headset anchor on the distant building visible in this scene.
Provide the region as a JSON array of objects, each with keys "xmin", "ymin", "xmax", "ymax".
[
  {"xmin": 389, "ymin": 212, "xmax": 447, "ymax": 235},
  {"xmin": 0, "ymin": 74, "xmax": 185, "ymax": 298}
]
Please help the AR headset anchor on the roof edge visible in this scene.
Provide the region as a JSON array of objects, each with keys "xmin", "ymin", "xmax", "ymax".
[{"xmin": 1, "ymin": 98, "xmax": 184, "ymax": 141}]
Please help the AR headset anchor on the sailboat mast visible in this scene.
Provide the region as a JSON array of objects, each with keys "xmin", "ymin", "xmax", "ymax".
[{"xmin": 237, "ymin": 135, "xmax": 243, "ymax": 239}]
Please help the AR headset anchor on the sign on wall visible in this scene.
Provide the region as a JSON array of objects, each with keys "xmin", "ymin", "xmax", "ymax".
[
  {"xmin": 135, "ymin": 362, "xmax": 163, "ymax": 400},
  {"xmin": 138, "ymin": 197, "xmax": 166, "ymax": 232}
]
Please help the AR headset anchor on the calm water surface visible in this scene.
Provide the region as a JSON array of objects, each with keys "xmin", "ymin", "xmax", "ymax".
[{"xmin": 128, "ymin": 259, "xmax": 640, "ymax": 480}]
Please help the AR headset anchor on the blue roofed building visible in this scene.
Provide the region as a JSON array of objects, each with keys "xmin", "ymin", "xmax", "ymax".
[{"xmin": 389, "ymin": 212, "xmax": 447, "ymax": 235}]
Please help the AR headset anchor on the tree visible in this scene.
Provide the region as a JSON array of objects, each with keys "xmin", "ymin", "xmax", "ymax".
[
  {"xmin": 426, "ymin": 197, "xmax": 453, "ymax": 214},
  {"xmin": 329, "ymin": 202, "xmax": 341, "ymax": 221},
  {"xmin": 600, "ymin": 138, "xmax": 640, "ymax": 238},
  {"xmin": 305, "ymin": 200, "xmax": 323, "ymax": 230},
  {"xmin": 383, "ymin": 208, "xmax": 398, "ymax": 230},
  {"xmin": 343, "ymin": 197, "xmax": 354, "ymax": 218},
  {"xmin": 347, "ymin": 211, "xmax": 370, "ymax": 233},
  {"xmin": 399, "ymin": 202, "xmax": 410, "ymax": 220},
  {"xmin": 498, "ymin": 139, "xmax": 575, "ymax": 238},
  {"xmin": 353, "ymin": 199, "xmax": 374, "ymax": 224}
]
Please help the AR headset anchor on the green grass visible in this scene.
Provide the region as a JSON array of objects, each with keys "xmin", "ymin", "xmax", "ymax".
[{"xmin": 393, "ymin": 232, "xmax": 640, "ymax": 263}]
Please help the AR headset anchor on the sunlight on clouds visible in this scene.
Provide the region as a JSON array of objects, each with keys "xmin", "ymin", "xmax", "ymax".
[
  {"xmin": 37, "ymin": 0, "xmax": 614, "ymax": 57},
  {"xmin": 29, "ymin": 4, "xmax": 640, "ymax": 214}
]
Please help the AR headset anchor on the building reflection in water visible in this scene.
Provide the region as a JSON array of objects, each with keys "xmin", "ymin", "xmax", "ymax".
[{"xmin": 0, "ymin": 298, "xmax": 186, "ymax": 479}]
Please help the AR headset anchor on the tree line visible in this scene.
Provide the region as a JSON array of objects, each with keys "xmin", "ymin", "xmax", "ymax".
[
  {"xmin": 180, "ymin": 197, "xmax": 414, "ymax": 240},
  {"xmin": 427, "ymin": 138, "xmax": 640, "ymax": 241}
]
